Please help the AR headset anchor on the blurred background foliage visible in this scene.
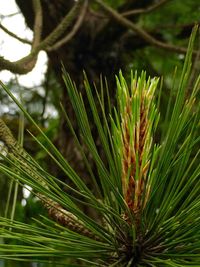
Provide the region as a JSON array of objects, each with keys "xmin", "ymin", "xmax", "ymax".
[{"xmin": 0, "ymin": 0, "xmax": 199, "ymax": 266}]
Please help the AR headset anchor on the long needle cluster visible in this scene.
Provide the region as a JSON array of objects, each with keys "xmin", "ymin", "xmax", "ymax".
[{"xmin": 0, "ymin": 118, "xmax": 97, "ymax": 239}]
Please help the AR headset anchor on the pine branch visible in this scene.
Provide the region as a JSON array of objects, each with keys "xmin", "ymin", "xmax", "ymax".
[
  {"xmin": 39, "ymin": 194, "xmax": 98, "ymax": 239},
  {"xmin": 0, "ymin": 118, "xmax": 99, "ymax": 240}
]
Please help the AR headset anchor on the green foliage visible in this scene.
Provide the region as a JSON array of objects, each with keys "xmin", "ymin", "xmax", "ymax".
[
  {"xmin": 140, "ymin": 0, "xmax": 200, "ymax": 32},
  {"xmin": 0, "ymin": 27, "xmax": 199, "ymax": 266}
]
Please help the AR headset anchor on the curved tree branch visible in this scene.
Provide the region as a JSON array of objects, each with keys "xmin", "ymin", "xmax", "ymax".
[
  {"xmin": 0, "ymin": 0, "xmax": 43, "ymax": 74},
  {"xmin": 94, "ymin": 0, "xmax": 198, "ymax": 55},
  {"xmin": 36, "ymin": 0, "xmax": 83, "ymax": 51},
  {"xmin": 122, "ymin": 0, "xmax": 169, "ymax": 17},
  {"xmin": 47, "ymin": 0, "xmax": 88, "ymax": 52}
]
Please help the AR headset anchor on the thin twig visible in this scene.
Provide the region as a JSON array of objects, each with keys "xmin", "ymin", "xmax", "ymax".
[
  {"xmin": 0, "ymin": 12, "xmax": 20, "ymax": 19},
  {"xmin": 122, "ymin": 0, "xmax": 169, "ymax": 17},
  {"xmin": 94, "ymin": 0, "xmax": 198, "ymax": 55},
  {"xmin": 0, "ymin": 23, "xmax": 31, "ymax": 44}
]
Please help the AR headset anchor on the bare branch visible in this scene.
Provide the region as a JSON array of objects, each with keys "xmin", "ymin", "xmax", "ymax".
[
  {"xmin": 122, "ymin": 0, "xmax": 169, "ymax": 17},
  {"xmin": 47, "ymin": 0, "xmax": 88, "ymax": 52},
  {"xmin": 0, "ymin": 0, "xmax": 43, "ymax": 74},
  {"xmin": 0, "ymin": 22, "xmax": 32, "ymax": 44},
  {"xmin": 94, "ymin": 0, "xmax": 198, "ymax": 55}
]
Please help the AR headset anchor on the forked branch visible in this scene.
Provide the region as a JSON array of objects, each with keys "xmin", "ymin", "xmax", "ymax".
[{"xmin": 0, "ymin": 0, "xmax": 85, "ymax": 74}]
